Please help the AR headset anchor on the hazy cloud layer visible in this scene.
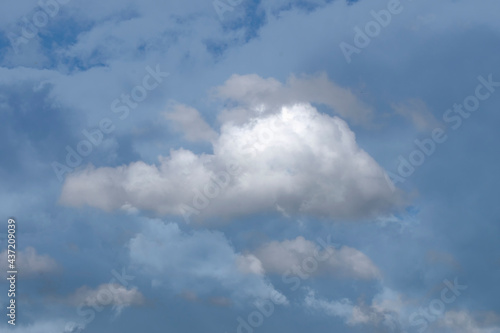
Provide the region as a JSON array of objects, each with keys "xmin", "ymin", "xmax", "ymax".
[{"xmin": 128, "ymin": 219, "xmax": 287, "ymax": 304}]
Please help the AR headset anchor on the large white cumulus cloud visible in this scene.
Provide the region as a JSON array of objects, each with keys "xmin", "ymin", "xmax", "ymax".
[{"xmin": 59, "ymin": 102, "xmax": 401, "ymax": 221}]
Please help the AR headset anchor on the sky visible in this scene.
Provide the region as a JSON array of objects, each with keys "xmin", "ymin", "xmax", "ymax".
[{"xmin": 1, "ymin": 0, "xmax": 500, "ymax": 332}]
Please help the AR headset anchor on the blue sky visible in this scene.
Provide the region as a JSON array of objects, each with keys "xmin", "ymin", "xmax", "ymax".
[{"xmin": 1, "ymin": 0, "xmax": 500, "ymax": 332}]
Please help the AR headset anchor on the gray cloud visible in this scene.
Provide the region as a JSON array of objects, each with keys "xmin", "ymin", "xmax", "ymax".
[
  {"xmin": 254, "ymin": 236, "xmax": 381, "ymax": 279},
  {"xmin": 0, "ymin": 247, "xmax": 59, "ymax": 277},
  {"xmin": 163, "ymin": 101, "xmax": 218, "ymax": 142}
]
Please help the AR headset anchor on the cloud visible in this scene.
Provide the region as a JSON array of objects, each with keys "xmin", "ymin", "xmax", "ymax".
[
  {"xmin": 163, "ymin": 102, "xmax": 218, "ymax": 142},
  {"xmin": 391, "ymin": 99, "xmax": 441, "ymax": 131},
  {"xmin": 0, "ymin": 319, "xmax": 71, "ymax": 333},
  {"xmin": 0, "ymin": 247, "xmax": 58, "ymax": 277},
  {"xmin": 438, "ymin": 311, "xmax": 500, "ymax": 333},
  {"xmin": 68, "ymin": 283, "xmax": 145, "ymax": 313},
  {"xmin": 55, "ymin": 283, "xmax": 144, "ymax": 333},
  {"xmin": 254, "ymin": 236, "xmax": 380, "ymax": 279},
  {"xmin": 236, "ymin": 253, "xmax": 265, "ymax": 275},
  {"xmin": 304, "ymin": 287, "xmax": 404, "ymax": 331},
  {"xmin": 257, "ymin": 0, "xmax": 331, "ymax": 17},
  {"xmin": 128, "ymin": 219, "xmax": 286, "ymax": 304},
  {"xmin": 214, "ymin": 73, "xmax": 374, "ymax": 125},
  {"xmin": 304, "ymin": 289, "xmax": 357, "ymax": 323},
  {"xmin": 304, "ymin": 288, "xmax": 500, "ymax": 333},
  {"xmin": 59, "ymin": 102, "xmax": 402, "ymax": 221}
]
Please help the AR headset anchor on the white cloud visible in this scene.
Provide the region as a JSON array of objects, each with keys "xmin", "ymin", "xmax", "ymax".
[
  {"xmin": 60, "ymin": 102, "xmax": 402, "ymax": 221},
  {"xmin": 163, "ymin": 101, "xmax": 218, "ymax": 142},
  {"xmin": 254, "ymin": 236, "xmax": 380, "ymax": 279},
  {"xmin": 0, "ymin": 247, "xmax": 58, "ymax": 277},
  {"xmin": 128, "ymin": 219, "xmax": 286, "ymax": 304}
]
